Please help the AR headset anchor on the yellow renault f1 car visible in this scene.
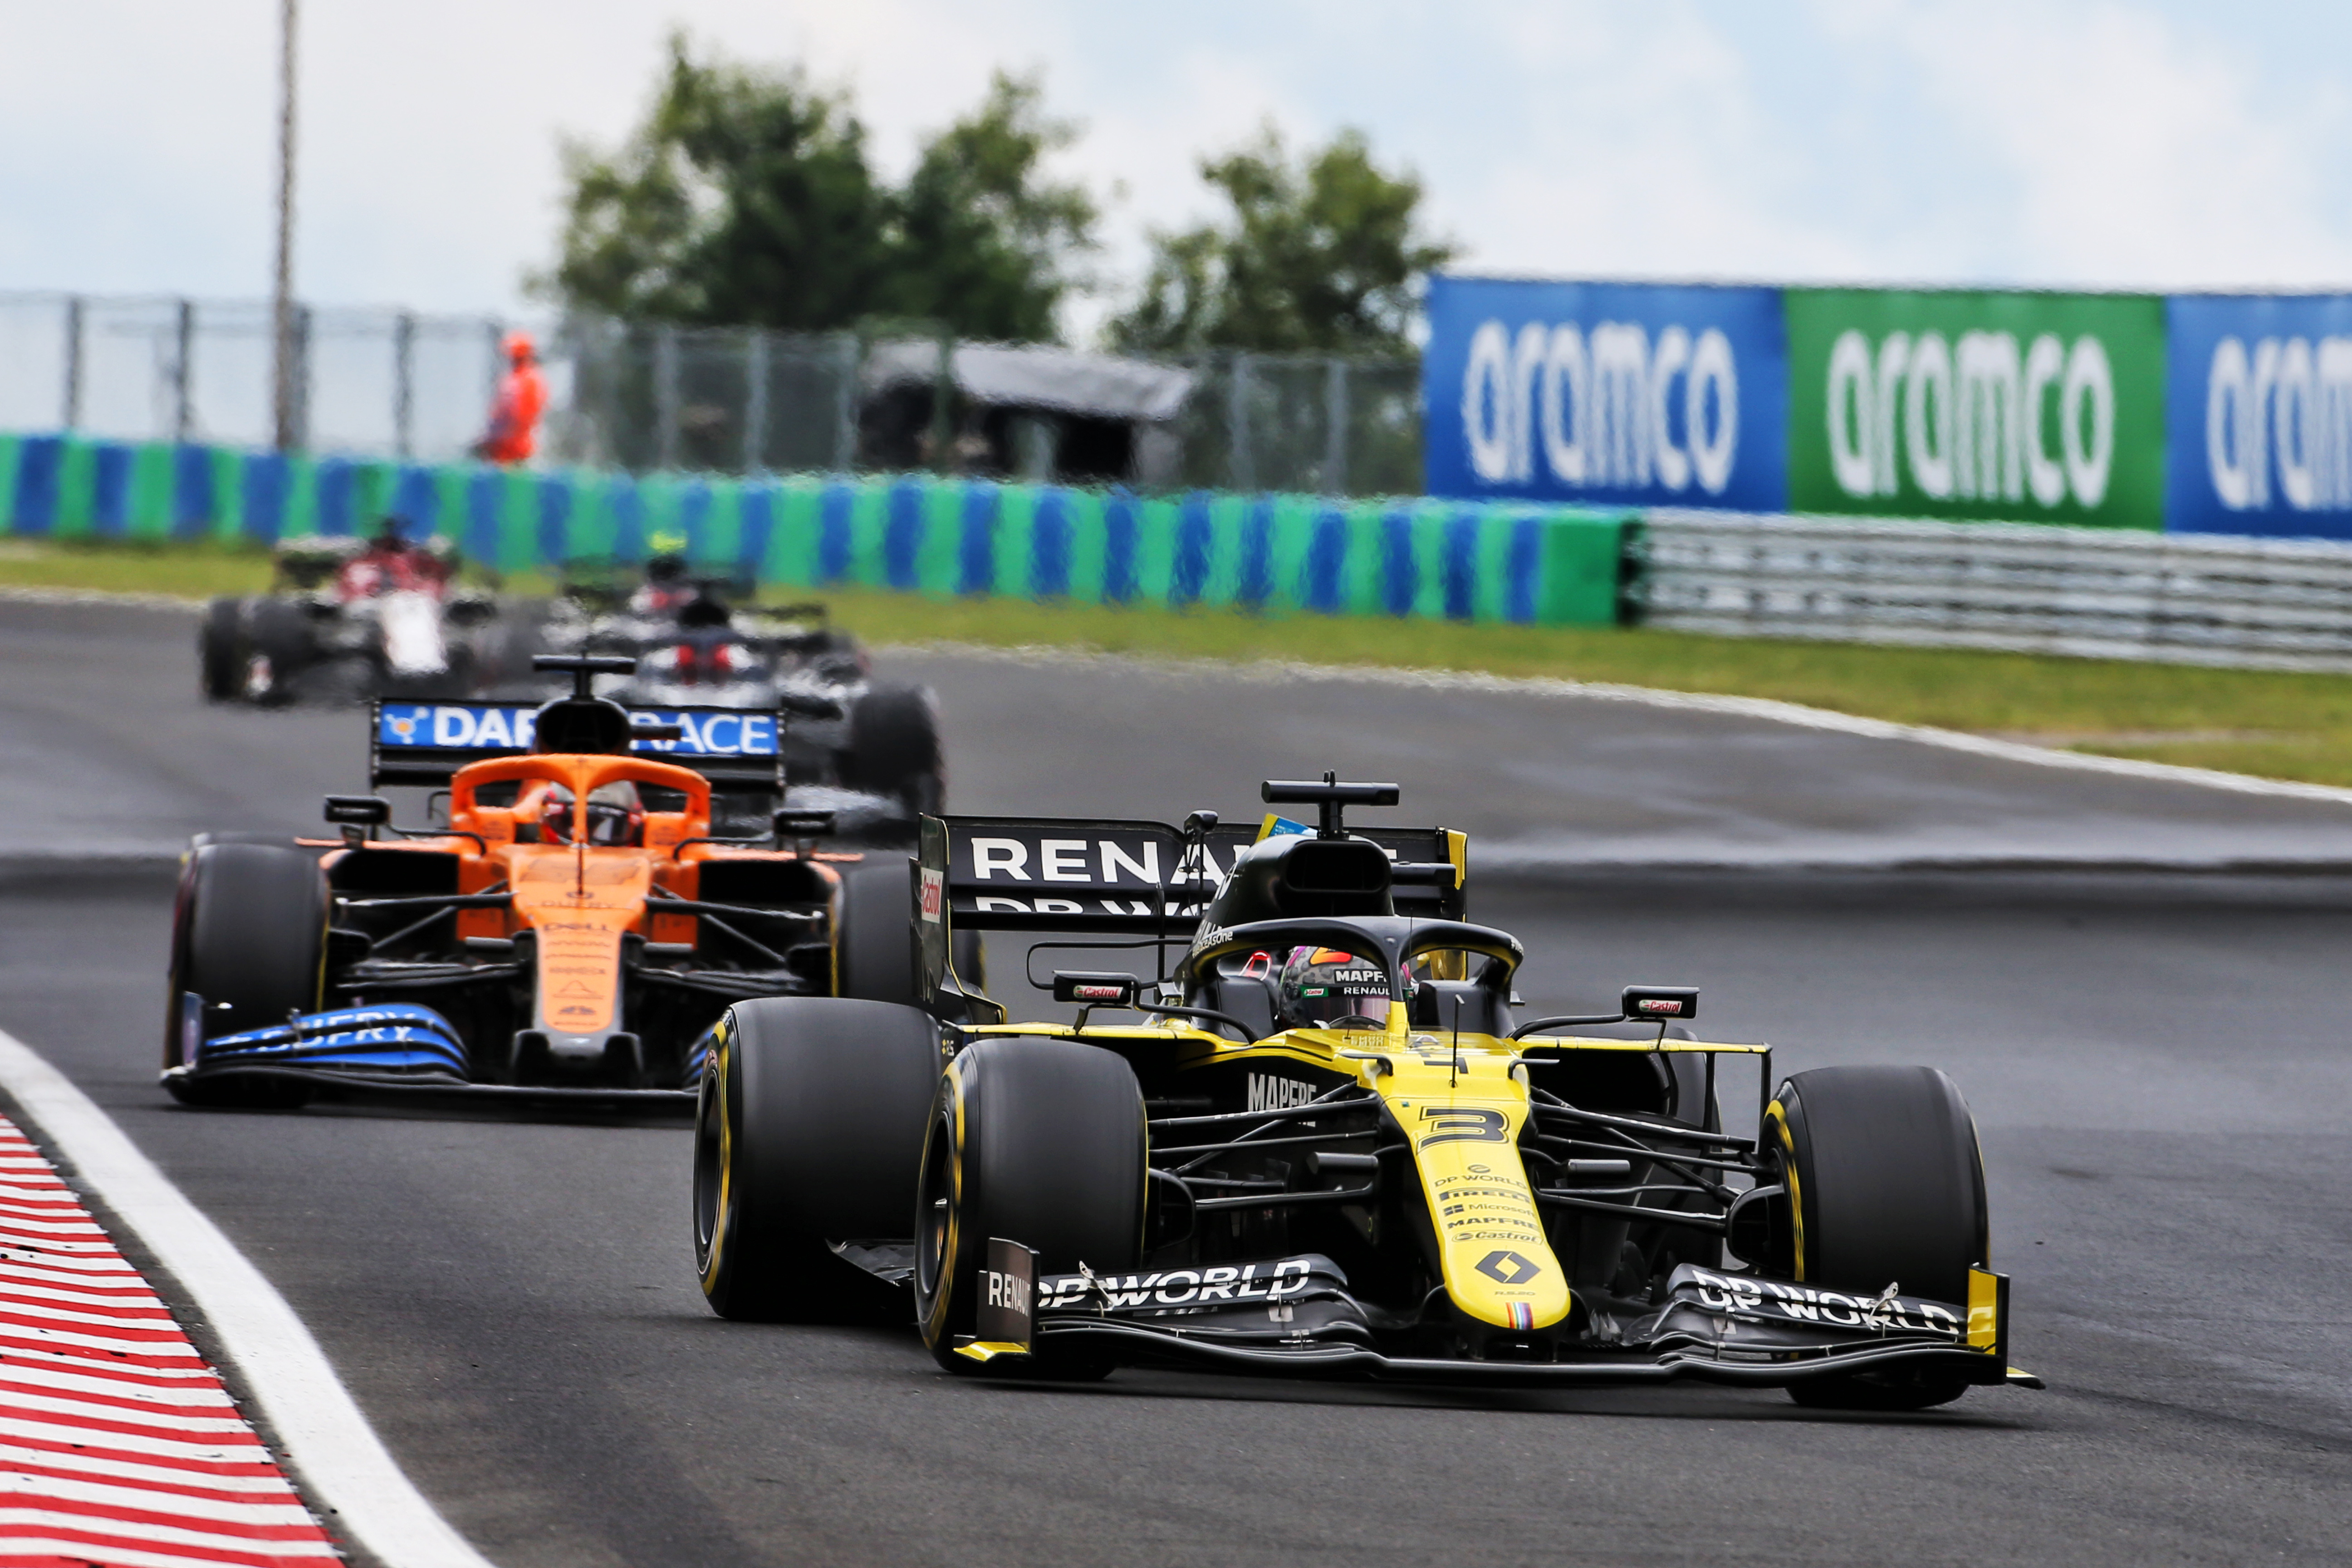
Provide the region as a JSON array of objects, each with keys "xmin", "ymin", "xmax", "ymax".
[{"xmin": 691, "ymin": 777, "xmax": 2038, "ymax": 1408}]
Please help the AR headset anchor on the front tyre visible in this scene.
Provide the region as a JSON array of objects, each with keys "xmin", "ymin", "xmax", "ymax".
[
  {"xmin": 693, "ymin": 997, "xmax": 941, "ymax": 1322},
  {"xmin": 914, "ymin": 1038, "xmax": 1146, "ymax": 1374},
  {"xmin": 165, "ymin": 842, "xmax": 329, "ymax": 1109},
  {"xmin": 1766, "ymin": 1065, "xmax": 1989, "ymax": 1411},
  {"xmin": 198, "ymin": 598, "xmax": 245, "ymax": 701}
]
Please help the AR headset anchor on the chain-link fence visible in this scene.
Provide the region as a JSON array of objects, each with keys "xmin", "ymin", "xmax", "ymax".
[{"xmin": 0, "ymin": 291, "xmax": 1422, "ymax": 498}]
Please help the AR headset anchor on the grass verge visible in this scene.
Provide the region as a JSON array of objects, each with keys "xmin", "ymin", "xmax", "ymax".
[{"xmin": 10, "ymin": 536, "xmax": 2352, "ymax": 788}]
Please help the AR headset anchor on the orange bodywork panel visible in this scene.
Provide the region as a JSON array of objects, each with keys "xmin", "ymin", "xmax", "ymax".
[{"xmin": 344, "ymin": 750, "xmax": 852, "ymax": 1047}]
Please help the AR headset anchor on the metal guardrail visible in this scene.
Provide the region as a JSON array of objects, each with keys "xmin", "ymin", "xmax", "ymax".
[{"xmin": 1632, "ymin": 510, "xmax": 2352, "ymax": 672}]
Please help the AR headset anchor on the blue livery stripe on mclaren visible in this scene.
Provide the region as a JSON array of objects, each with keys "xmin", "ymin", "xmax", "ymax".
[{"xmin": 197, "ymin": 1004, "xmax": 469, "ymax": 1078}]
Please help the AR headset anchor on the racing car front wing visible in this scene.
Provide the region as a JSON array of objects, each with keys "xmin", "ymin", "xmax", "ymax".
[
  {"xmin": 162, "ymin": 999, "xmax": 696, "ymax": 1114},
  {"xmin": 946, "ymin": 1248, "xmax": 2042, "ymax": 1391}
]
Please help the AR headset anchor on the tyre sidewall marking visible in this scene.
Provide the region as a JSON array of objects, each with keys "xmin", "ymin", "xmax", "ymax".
[
  {"xmin": 696, "ymin": 1026, "xmax": 737, "ymax": 1294},
  {"xmin": 920, "ymin": 1062, "xmax": 969, "ymax": 1350},
  {"xmin": 1764, "ymin": 1094, "xmax": 1806, "ymax": 1282}
]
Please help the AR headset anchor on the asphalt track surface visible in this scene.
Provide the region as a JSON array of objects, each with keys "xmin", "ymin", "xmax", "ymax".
[{"xmin": 0, "ymin": 600, "xmax": 2347, "ymax": 1566}]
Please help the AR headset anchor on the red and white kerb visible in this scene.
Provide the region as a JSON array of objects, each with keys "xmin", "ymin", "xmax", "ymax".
[{"xmin": 0, "ymin": 1119, "xmax": 339, "ymax": 1568}]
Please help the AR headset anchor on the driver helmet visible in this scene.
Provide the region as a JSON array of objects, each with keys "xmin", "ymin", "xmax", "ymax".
[
  {"xmin": 539, "ymin": 780, "xmax": 646, "ymax": 847},
  {"xmin": 1277, "ymin": 946, "xmax": 1391, "ymax": 1030}
]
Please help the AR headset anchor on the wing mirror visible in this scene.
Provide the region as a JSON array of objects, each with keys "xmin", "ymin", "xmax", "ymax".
[
  {"xmin": 1509, "ymin": 984, "xmax": 1699, "ymax": 1040},
  {"xmin": 774, "ymin": 691, "xmax": 846, "ymax": 721},
  {"xmin": 772, "ymin": 808, "xmax": 837, "ymax": 845},
  {"xmin": 1052, "ymin": 971, "xmax": 1140, "ymax": 1007},
  {"xmin": 1621, "ymin": 985, "xmax": 1697, "ymax": 1022},
  {"xmin": 324, "ymin": 794, "xmax": 390, "ymax": 845}
]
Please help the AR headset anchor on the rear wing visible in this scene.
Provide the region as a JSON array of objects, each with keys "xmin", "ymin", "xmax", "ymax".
[
  {"xmin": 913, "ymin": 812, "xmax": 1468, "ymax": 1015},
  {"xmin": 370, "ymin": 700, "xmax": 786, "ymax": 791}
]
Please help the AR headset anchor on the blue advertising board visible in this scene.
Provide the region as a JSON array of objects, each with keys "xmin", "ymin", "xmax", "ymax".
[
  {"xmin": 2166, "ymin": 294, "xmax": 2352, "ymax": 540},
  {"xmin": 1423, "ymin": 276, "xmax": 1788, "ymax": 510}
]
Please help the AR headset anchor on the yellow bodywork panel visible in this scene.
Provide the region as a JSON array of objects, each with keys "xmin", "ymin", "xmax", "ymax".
[
  {"xmin": 1367, "ymin": 1043, "xmax": 1570, "ymax": 1332},
  {"xmin": 961, "ymin": 1003, "xmax": 1769, "ymax": 1337},
  {"xmin": 1968, "ymin": 1268, "xmax": 2002, "ymax": 1351}
]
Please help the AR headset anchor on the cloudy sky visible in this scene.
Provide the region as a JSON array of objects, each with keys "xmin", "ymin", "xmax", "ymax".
[{"xmin": 4, "ymin": 0, "xmax": 2350, "ymax": 336}]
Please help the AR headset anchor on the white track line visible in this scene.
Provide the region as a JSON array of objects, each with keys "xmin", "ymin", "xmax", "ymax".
[
  {"xmin": 0, "ymin": 1028, "xmax": 498, "ymax": 1568},
  {"xmin": 895, "ymin": 639, "xmax": 2352, "ymax": 808}
]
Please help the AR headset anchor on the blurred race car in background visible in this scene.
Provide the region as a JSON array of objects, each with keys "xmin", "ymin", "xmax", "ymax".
[
  {"xmin": 199, "ymin": 523, "xmax": 510, "ymax": 704},
  {"xmin": 162, "ymin": 655, "xmax": 954, "ymax": 1112},
  {"xmin": 534, "ymin": 553, "xmax": 945, "ymax": 839}
]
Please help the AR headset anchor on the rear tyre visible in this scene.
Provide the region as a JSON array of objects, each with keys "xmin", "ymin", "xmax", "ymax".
[
  {"xmin": 833, "ymin": 860, "xmax": 918, "ymax": 1006},
  {"xmin": 1767, "ymin": 1065, "xmax": 1989, "ymax": 1411},
  {"xmin": 165, "ymin": 843, "xmax": 329, "ymax": 1110},
  {"xmin": 842, "ymin": 683, "xmax": 945, "ymax": 816},
  {"xmin": 915, "ymin": 1038, "xmax": 1146, "ymax": 1376},
  {"xmin": 245, "ymin": 598, "xmax": 315, "ymax": 705},
  {"xmin": 693, "ymin": 997, "xmax": 942, "ymax": 1322},
  {"xmin": 199, "ymin": 598, "xmax": 245, "ymax": 701}
]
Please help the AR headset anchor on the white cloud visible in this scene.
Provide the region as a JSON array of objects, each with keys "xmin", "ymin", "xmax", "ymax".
[
  {"xmin": 3, "ymin": 0, "xmax": 2351, "ymax": 330},
  {"xmin": 1813, "ymin": 0, "xmax": 2352, "ymax": 288}
]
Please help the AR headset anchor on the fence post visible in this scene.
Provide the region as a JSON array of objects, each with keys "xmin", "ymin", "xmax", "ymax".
[
  {"xmin": 1227, "ymin": 352, "xmax": 1255, "ymax": 493},
  {"xmin": 744, "ymin": 329, "xmax": 768, "ymax": 474},
  {"xmin": 929, "ymin": 333, "xmax": 955, "ymax": 473},
  {"xmin": 292, "ymin": 305, "xmax": 313, "ymax": 451},
  {"xmin": 172, "ymin": 299, "xmax": 195, "ymax": 442},
  {"xmin": 60, "ymin": 296, "xmax": 83, "ymax": 432},
  {"xmin": 833, "ymin": 333, "xmax": 859, "ymax": 472},
  {"xmin": 656, "ymin": 325, "xmax": 681, "ymax": 471},
  {"xmin": 1324, "ymin": 358, "xmax": 1348, "ymax": 497},
  {"xmin": 393, "ymin": 311, "xmax": 415, "ymax": 459}
]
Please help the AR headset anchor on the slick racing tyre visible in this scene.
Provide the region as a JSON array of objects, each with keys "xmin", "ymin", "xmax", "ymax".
[
  {"xmin": 915, "ymin": 1038, "xmax": 1146, "ymax": 1376},
  {"xmin": 198, "ymin": 598, "xmax": 245, "ymax": 701},
  {"xmin": 693, "ymin": 998, "xmax": 941, "ymax": 1323},
  {"xmin": 833, "ymin": 859, "xmax": 983, "ymax": 1006},
  {"xmin": 1766, "ymin": 1065, "xmax": 1989, "ymax": 1411},
  {"xmin": 833, "ymin": 859, "xmax": 920, "ymax": 1006},
  {"xmin": 165, "ymin": 842, "xmax": 330, "ymax": 1109},
  {"xmin": 244, "ymin": 598, "xmax": 315, "ymax": 704},
  {"xmin": 842, "ymin": 683, "xmax": 945, "ymax": 816}
]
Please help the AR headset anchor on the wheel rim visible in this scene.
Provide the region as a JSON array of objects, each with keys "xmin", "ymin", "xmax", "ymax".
[
  {"xmin": 915, "ymin": 1104, "xmax": 955, "ymax": 1306},
  {"xmin": 691, "ymin": 1042, "xmax": 730, "ymax": 1275}
]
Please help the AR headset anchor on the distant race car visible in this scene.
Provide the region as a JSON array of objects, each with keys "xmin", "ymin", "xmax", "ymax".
[
  {"xmin": 690, "ymin": 777, "xmax": 2038, "ymax": 1409},
  {"xmin": 162, "ymin": 655, "xmax": 968, "ymax": 1112},
  {"xmin": 536, "ymin": 557, "xmax": 943, "ymax": 839},
  {"xmin": 199, "ymin": 528, "xmax": 507, "ymax": 704}
]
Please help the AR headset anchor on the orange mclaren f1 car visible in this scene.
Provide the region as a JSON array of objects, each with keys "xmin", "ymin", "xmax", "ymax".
[{"xmin": 162, "ymin": 656, "xmax": 956, "ymax": 1111}]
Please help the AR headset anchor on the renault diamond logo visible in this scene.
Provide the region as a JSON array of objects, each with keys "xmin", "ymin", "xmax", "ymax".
[{"xmin": 1475, "ymin": 1250, "xmax": 1541, "ymax": 1286}]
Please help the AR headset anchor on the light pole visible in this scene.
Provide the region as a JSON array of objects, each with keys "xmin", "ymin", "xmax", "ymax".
[{"xmin": 270, "ymin": 0, "xmax": 299, "ymax": 451}]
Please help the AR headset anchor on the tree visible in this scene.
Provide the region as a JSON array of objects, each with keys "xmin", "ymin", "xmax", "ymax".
[
  {"xmin": 883, "ymin": 72, "xmax": 1098, "ymax": 343},
  {"xmin": 543, "ymin": 42, "xmax": 1098, "ymax": 341},
  {"xmin": 1110, "ymin": 126, "xmax": 1458, "ymax": 358},
  {"xmin": 544, "ymin": 36, "xmax": 892, "ymax": 331}
]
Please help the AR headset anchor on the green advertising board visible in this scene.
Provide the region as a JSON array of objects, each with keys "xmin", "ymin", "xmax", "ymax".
[{"xmin": 1786, "ymin": 289, "xmax": 2165, "ymax": 529}]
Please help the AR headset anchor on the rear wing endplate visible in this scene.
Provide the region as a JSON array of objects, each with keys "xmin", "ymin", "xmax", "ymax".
[{"xmin": 370, "ymin": 700, "xmax": 786, "ymax": 791}]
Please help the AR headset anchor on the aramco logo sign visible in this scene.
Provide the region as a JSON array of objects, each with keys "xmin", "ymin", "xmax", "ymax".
[
  {"xmin": 1822, "ymin": 328, "xmax": 2114, "ymax": 510},
  {"xmin": 1421, "ymin": 277, "xmax": 1784, "ymax": 508},
  {"xmin": 1459, "ymin": 319, "xmax": 1741, "ymax": 498},
  {"xmin": 2202, "ymin": 335, "xmax": 2352, "ymax": 513},
  {"xmin": 1786, "ymin": 290, "xmax": 2161, "ymax": 525}
]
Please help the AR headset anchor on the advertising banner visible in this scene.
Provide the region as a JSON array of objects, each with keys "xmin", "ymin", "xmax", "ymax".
[
  {"xmin": 1784, "ymin": 289, "xmax": 2165, "ymax": 529},
  {"xmin": 2166, "ymin": 294, "xmax": 2352, "ymax": 540},
  {"xmin": 1423, "ymin": 276, "xmax": 1787, "ymax": 511}
]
